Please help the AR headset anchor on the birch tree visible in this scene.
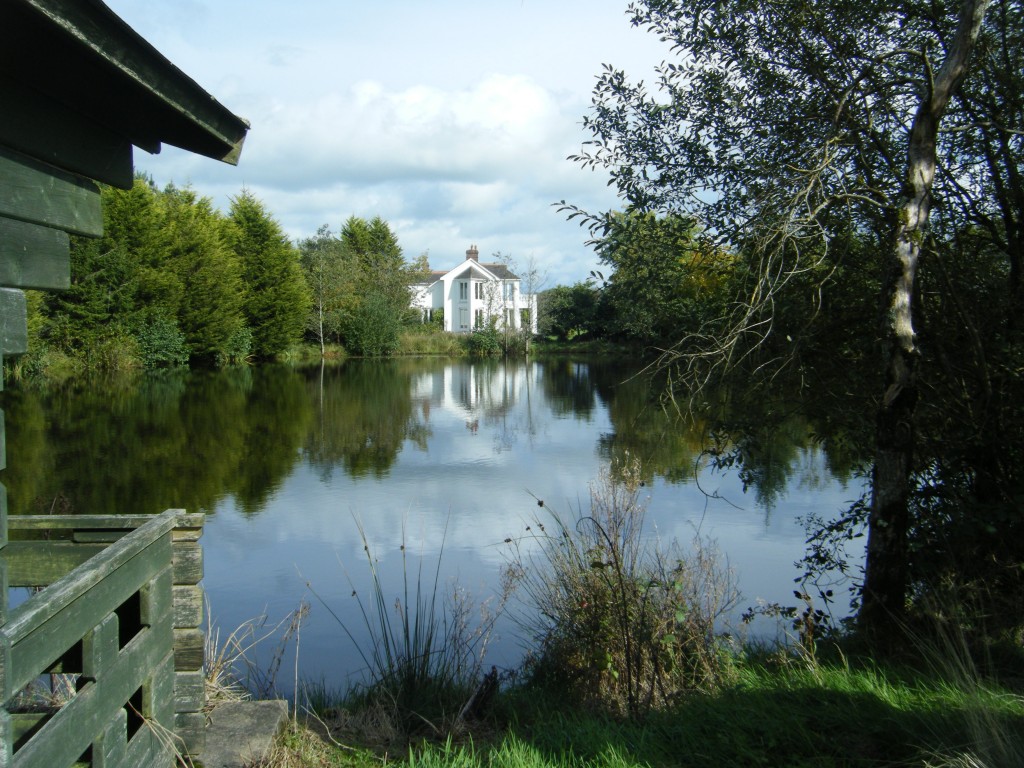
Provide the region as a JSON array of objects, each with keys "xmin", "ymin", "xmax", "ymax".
[{"xmin": 562, "ymin": 0, "xmax": 998, "ymax": 640}]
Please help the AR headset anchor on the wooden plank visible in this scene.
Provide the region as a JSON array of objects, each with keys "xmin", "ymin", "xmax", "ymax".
[
  {"xmin": 0, "ymin": 557, "xmax": 8, "ymax": 627},
  {"xmin": 0, "ymin": 410, "xmax": 5, "ymax": 472},
  {"xmin": 0, "ymin": 217, "xmax": 71, "ymax": 290},
  {"xmin": 171, "ymin": 542, "xmax": 202, "ymax": 586},
  {"xmin": 4, "ymin": 541, "xmax": 106, "ymax": 586},
  {"xmin": 0, "ymin": 146, "xmax": 102, "ymax": 237},
  {"xmin": 0, "ymin": 710, "xmax": 11, "ymax": 767},
  {"xmin": 0, "ymin": 630, "xmax": 11, "ymax": 702},
  {"xmin": 1, "ymin": 482, "xmax": 7, "ymax": 548},
  {"xmin": 10, "ymin": 612, "xmax": 173, "ymax": 768},
  {"xmin": 172, "ymin": 586, "xmax": 202, "ymax": 629},
  {"xmin": 0, "ymin": 288, "xmax": 27, "ymax": 356},
  {"xmin": 82, "ymin": 613, "xmax": 119, "ymax": 682},
  {"xmin": 91, "ymin": 707, "xmax": 127, "ymax": 768},
  {"xmin": 172, "ymin": 628, "xmax": 203, "ymax": 671},
  {"xmin": 141, "ymin": 567, "xmax": 172, "ymax": 628},
  {"xmin": 5, "ymin": 534, "xmax": 171, "ymax": 694},
  {"xmin": 122, "ymin": 728, "xmax": 173, "ymax": 768},
  {"xmin": 0, "ymin": 80, "xmax": 133, "ymax": 189},
  {"xmin": 72, "ymin": 530, "xmax": 129, "ymax": 544},
  {"xmin": 7, "ymin": 512, "xmax": 197, "ymax": 532},
  {"xmin": 172, "ymin": 712, "xmax": 205, "ymax": 758},
  {"xmin": 4, "ymin": 510, "xmax": 176, "ymax": 630},
  {"xmin": 173, "ymin": 671, "xmax": 204, "ymax": 714}
]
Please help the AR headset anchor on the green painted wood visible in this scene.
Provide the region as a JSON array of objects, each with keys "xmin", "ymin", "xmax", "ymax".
[
  {"xmin": 172, "ymin": 712, "xmax": 205, "ymax": 758},
  {"xmin": 0, "ymin": 147, "xmax": 102, "ymax": 237},
  {"xmin": 171, "ymin": 586, "xmax": 202, "ymax": 629},
  {"xmin": 71, "ymin": 531, "xmax": 128, "ymax": 544},
  {"xmin": 0, "ymin": 411, "xmax": 4, "ymax": 471},
  {"xmin": 91, "ymin": 707, "xmax": 127, "ymax": 768},
  {"xmin": 5, "ymin": 533, "xmax": 172, "ymax": 695},
  {"xmin": 1, "ymin": 482, "xmax": 7, "ymax": 548},
  {"xmin": 0, "ymin": 631, "xmax": 11, "ymax": 702},
  {"xmin": 141, "ymin": 567, "xmax": 172, "ymax": 627},
  {"xmin": 172, "ymin": 671, "xmax": 203, "ymax": 713},
  {"xmin": 0, "ymin": 557, "xmax": 8, "ymax": 627},
  {"xmin": 8, "ymin": 511, "xmax": 198, "ymax": 532},
  {"xmin": 122, "ymin": 729, "xmax": 173, "ymax": 768},
  {"xmin": 0, "ymin": 80, "xmax": 133, "ymax": 189},
  {"xmin": 82, "ymin": 613, "xmax": 118, "ymax": 683},
  {"xmin": 170, "ymin": 542, "xmax": 202, "ymax": 586},
  {"xmin": 10, "ymin": 609, "xmax": 173, "ymax": 768},
  {"xmin": 0, "ymin": 217, "xmax": 71, "ymax": 290},
  {"xmin": 171, "ymin": 628, "xmax": 203, "ymax": 671},
  {"xmin": 0, "ymin": 288, "xmax": 28, "ymax": 356},
  {"xmin": 149, "ymin": 653, "xmax": 175, "ymax": 730},
  {"xmin": 4, "ymin": 542, "xmax": 106, "ymax": 586},
  {"xmin": 0, "ymin": 710, "xmax": 11, "ymax": 766}
]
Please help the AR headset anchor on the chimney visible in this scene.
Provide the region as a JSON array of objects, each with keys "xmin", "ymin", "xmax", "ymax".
[{"xmin": 466, "ymin": 244, "xmax": 479, "ymax": 261}]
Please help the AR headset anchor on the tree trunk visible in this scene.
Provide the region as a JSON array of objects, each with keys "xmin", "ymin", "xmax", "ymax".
[{"xmin": 859, "ymin": 0, "xmax": 992, "ymax": 644}]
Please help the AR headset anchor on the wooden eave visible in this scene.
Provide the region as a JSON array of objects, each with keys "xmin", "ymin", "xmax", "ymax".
[{"xmin": 0, "ymin": 0, "xmax": 249, "ymax": 187}]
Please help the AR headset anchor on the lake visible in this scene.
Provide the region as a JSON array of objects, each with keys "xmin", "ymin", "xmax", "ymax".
[{"xmin": 1, "ymin": 357, "xmax": 864, "ymax": 695}]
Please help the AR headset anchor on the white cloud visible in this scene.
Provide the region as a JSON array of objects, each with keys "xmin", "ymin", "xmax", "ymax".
[{"xmin": 108, "ymin": 0, "xmax": 669, "ymax": 287}]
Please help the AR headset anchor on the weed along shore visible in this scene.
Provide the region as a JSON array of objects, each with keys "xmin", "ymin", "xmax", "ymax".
[{"xmin": 205, "ymin": 458, "xmax": 1024, "ymax": 768}]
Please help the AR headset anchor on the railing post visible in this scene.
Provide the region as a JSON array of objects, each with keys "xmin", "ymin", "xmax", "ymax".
[{"xmin": 170, "ymin": 510, "xmax": 206, "ymax": 757}]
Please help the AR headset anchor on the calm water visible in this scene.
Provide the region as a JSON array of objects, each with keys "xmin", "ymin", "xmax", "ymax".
[{"xmin": 1, "ymin": 358, "xmax": 864, "ymax": 692}]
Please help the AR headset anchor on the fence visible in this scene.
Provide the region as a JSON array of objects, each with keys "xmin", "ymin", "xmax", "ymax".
[{"xmin": 0, "ymin": 510, "xmax": 205, "ymax": 767}]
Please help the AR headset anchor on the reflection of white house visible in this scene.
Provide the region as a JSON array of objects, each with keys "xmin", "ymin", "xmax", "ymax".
[{"xmin": 411, "ymin": 245, "xmax": 537, "ymax": 334}]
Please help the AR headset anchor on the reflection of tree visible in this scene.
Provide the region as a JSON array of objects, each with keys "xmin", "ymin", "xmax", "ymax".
[
  {"xmin": 594, "ymin": 361, "xmax": 863, "ymax": 509},
  {"xmin": 302, "ymin": 360, "xmax": 422, "ymax": 479},
  {"xmin": 0, "ymin": 366, "xmax": 310, "ymax": 518},
  {"xmin": 230, "ymin": 366, "xmax": 312, "ymax": 515},
  {"xmin": 596, "ymin": 368, "xmax": 708, "ymax": 485},
  {"xmin": 539, "ymin": 360, "xmax": 596, "ymax": 419}
]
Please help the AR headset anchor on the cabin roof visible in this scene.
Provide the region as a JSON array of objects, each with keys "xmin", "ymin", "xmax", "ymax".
[{"xmin": 0, "ymin": 0, "xmax": 249, "ymax": 187}]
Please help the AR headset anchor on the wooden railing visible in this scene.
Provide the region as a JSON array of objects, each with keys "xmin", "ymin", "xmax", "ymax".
[{"xmin": 0, "ymin": 510, "xmax": 205, "ymax": 768}]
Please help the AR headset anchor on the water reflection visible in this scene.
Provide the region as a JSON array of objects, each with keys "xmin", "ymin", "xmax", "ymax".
[{"xmin": 1, "ymin": 359, "xmax": 863, "ymax": 686}]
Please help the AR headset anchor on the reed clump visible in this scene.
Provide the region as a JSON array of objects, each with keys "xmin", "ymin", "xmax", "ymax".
[{"xmin": 504, "ymin": 455, "xmax": 740, "ymax": 719}]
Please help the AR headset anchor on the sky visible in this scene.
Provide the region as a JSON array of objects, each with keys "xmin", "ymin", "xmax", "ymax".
[{"xmin": 103, "ymin": 0, "xmax": 671, "ymax": 288}]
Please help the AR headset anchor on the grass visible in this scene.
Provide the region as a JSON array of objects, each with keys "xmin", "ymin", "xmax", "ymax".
[{"xmin": 267, "ymin": 649, "xmax": 1023, "ymax": 767}]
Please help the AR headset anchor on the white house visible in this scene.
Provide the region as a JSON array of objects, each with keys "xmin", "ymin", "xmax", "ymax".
[{"xmin": 411, "ymin": 245, "xmax": 537, "ymax": 334}]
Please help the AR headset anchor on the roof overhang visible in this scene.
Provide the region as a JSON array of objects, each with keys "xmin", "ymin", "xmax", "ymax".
[{"xmin": 0, "ymin": 0, "xmax": 249, "ymax": 184}]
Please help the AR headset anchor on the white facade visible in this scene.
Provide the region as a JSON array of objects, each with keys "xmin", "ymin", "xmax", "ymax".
[{"xmin": 411, "ymin": 245, "xmax": 537, "ymax": 334}]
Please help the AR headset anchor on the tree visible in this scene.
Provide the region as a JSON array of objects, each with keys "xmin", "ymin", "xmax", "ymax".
[
  {"xmin": 159, "ymin": 185, "xmax": 244, "ymax": 360},
  {"xmin": 563, "ymin": 0, "xmax": 998, "ymax": 641},
  {"xmin": 298, "ymin": 224, "xmax": 356, "ymax": 356},
  {"xmin": 337, "ymin": 215, "xmax": 411, "ymax": 354},
  {"xmin": 225, "ymin": 189, "xmax": 310, "ymax": 358}
]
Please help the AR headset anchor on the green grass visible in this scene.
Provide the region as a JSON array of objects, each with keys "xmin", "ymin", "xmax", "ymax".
[{"xmin": 288, "ymin": 648, "xmax": 1023, "ymax": 768}]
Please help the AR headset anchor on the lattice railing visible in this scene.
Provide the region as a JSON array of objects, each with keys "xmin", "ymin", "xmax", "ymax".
[{"xmin": 0, "ymin": 510, "xmax": 205, "ymax": 768}]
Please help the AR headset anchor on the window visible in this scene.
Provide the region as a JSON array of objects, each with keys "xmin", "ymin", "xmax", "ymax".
[
  {"xmin": 504, "ymin": 308, "xmax": 515, "ymax": 327},
  {"xmin": 459, "ymin": 308, "xmax": 469, "ymax": 329},
  {"xmin": 474, "ymin": 309, "xmax": 484, "ymax": 328},
  {"xmin": 504, "ymin": 283, "xmax": 515, "ymax": 301},
  {"xmin": 474, "ymin": 281, "xmax": 484, "ymax": 300},
  {"xmin": 520, "ymin": 308, "xmax": 531, "ymax": 329},
  {"xmin": 459, "ymin": 281, "xmax": 468, "ymax": 300}
]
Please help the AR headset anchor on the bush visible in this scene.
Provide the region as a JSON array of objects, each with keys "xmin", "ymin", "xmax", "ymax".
[
  {"xmin": 134, "ymin": 315, "xmax": 190, "ymax": 368},
  {"xmin": 505, "ymin": 456, "xmax": 739, "ymax": 718},
  {"xmin": 219, "ymin": 325, "xmax": 254, "ymax": 365},
  {"xmin": 465, "ymin": 328, "xmax": 501, "ymax": 357},
  {"xmin": 345, "ymin": 293, "xmax": 402, "ymax": 357}
]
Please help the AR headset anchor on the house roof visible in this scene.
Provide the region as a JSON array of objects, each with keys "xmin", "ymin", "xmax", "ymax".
[
  {"xmin": 413, "ymin": 260, "xmax": 519, "ymax": 286},
  {"xmin": 0, "ymin": 0, "xmax": 249, "ymax": 187}
]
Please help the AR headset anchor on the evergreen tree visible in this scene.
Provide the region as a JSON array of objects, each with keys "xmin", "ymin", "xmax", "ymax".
[
  {"xmin": 159, "ymin": 186, "xmax": 245, "ymax": 360},
  {"xmin": 226, "ymin": 190, "xmax": 310, "ymax": 358}
]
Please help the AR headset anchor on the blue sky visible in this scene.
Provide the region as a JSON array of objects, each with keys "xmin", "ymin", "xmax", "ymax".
[{"xmin": 104, "ymin": 0, "xmax": 669, "ymax": 287}]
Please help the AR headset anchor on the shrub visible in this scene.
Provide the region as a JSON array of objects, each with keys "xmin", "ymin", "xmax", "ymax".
[
  {"xmin": 134, "ymin": 315, "xmax": 190, "ymax": 368},
  {"xmin": 505, "ymin": 456, "xmax": 739, "ymax": 718},
  {"xmin": 465, "ymin": 328, "xmax": 501, "ymax": 357}
]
